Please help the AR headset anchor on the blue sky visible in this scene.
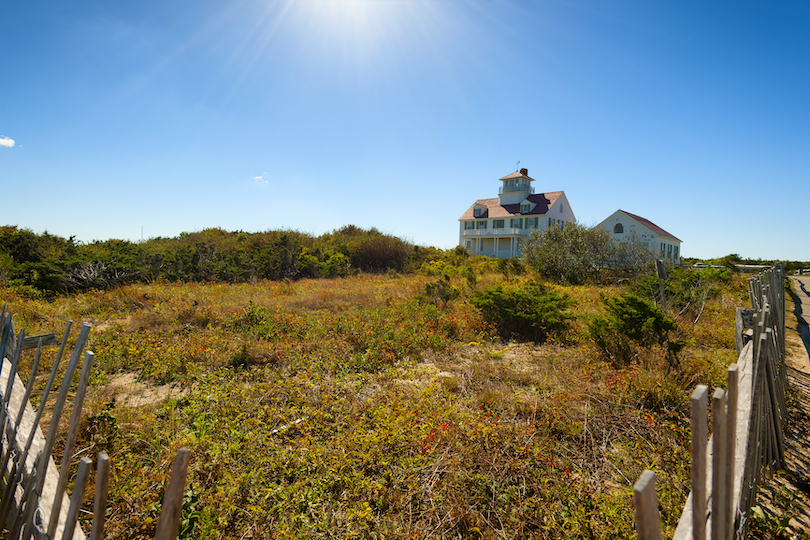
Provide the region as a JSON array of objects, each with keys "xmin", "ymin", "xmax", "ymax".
[{"xmin": 2, "ymin": 0, "xmax": 809, "ymax": 260}]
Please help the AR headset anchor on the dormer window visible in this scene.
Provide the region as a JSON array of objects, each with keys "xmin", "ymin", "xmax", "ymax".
[
  {"xmin": 521, "ymin": 203, "xmax": 531, "ymax": 214},
  {"xmin": 473, "ymin": 206, "xmax": 482, "ymax": 217}
]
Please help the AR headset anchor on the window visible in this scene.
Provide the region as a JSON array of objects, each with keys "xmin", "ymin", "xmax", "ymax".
[
  {"xmin": 548, "ymin": 217, "xmax": 553, "ymax": 227},
  {"xmin": 493, "ymin": 220, "xmax": 504, "ymax": 229},
  {"xmin": 521, "ymin": 203, "xmax": 530, "ymax": 214},
  {"xmin": 477, "ymin": 220, "xmax": 488, "ymax": 230},
  {"xmin": 473, "ymin": 207, "xmax": 482, "ymax": 217},
  {"xmin": 464, "ymin": 221, "xmax": 474, "ymax": 230},
  {"xmin": 614, "ymin": 223, "xmax": 624, "ymax": 234},
  {"xmin": 675, "ymin": 246, "xmax": 679, "ymax": 258},
  {"xmin": 511, "ymin": 218, "xmax": 523, "ymax": 228},
  {"xmin": 559, "ymin": 203, "xmax": 564, "ymax": 213}
]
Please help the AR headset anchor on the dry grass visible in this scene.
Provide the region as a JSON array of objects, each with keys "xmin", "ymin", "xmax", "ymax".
[{"xmin": 0, "ymin": 271, "xmax": 748, "ymax": 539}]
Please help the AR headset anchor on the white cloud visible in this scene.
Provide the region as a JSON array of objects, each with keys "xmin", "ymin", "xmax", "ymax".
[
  {"xmin": 253, "ymin": 172, "xmax": 269, "ymax": 185},
  {"xmin": 0, "ymin": 136, "xmax": 14, "ymax": 148}
]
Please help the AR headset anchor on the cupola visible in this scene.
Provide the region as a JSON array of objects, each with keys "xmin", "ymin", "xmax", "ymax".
[{"xmin": 498, "ymin": 168, "xmax": 535, "ymax": 205}]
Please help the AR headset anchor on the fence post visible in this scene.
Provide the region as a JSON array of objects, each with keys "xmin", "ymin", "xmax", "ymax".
[
  {"xmin": 90, "ymin": 452, "xmax": 111, "ymax": 540},
  {"xmin": 634, "ymin": 469, "xmax": 662, "ymax": 540},
  {"xmin": 155, "ymin": 448, "xmax": 192, "ymax": 540},
  {"xmin": 712, "ymin": 388, "xmax": 728, "ymax": 540},
  {"xmin": 62, "ymin": 457, "xmax": 93, "ymax": 540},
  {"xmin": 725, "ymin": 365, "xmax": 738, "ymax": 538},
  {"xmin": 48, "ymin": 350, "xmax": 95, "ymax": 539},
  {"xmin": 691, "ymin": 385, "xmax": 708, "ymax": 540}
]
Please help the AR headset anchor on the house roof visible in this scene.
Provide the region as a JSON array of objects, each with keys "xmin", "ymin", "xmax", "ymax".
[
  {"xmin": 499, "ymin": 171, "xmax": 535, "ymax": 181},
  {"xmin": 458, "ymin": 191, "xmax": 564, "ymax": 220},
  {"xmin": 620, "ymin": 210, "xmax": 682, "ymax": 242}
]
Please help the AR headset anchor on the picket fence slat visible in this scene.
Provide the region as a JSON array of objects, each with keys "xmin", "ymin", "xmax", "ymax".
[
  {"xmin": 633, "ymin": 470, "xmax": 661, "ymax": 540},
  {"xmin": 155, "ymin": 448, "xmax": 192, "ymax": 540},
  {"xmin": 89, "ymin": 452, "xmax": 111, "ymax": 540},
  {"xmin": 690, "ymin": 385, "xmax": 708, "ymax": 540},
  {"xmin": 711, "ymin": 388, "xmax": 728, "ymax": 540},
  {"xmin": 63, "ymin": 457, "xmax": 93, "ymax": 540},
  {"xmin": 725, "ymin": 362, "xmax": 738, "ymax": 531},
  {"xmin": 48, "ymin": 351, "xmax": 95, "ymax": 539}
]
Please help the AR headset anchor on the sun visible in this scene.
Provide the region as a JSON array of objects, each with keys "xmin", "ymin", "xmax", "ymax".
[{"xmin": 290, "ymin": 0, "xmax": 442, "ymax": 72}]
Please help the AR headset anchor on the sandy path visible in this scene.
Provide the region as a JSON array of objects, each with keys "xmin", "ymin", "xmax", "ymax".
[{"xmin": 757, "ymin": 276, "xmax": 810, "ymax": 535}]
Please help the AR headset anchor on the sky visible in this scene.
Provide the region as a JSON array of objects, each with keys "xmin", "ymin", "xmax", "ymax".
[{"xmin": 2, "ymin": 0, "xmax": 809, "ymax": 261}]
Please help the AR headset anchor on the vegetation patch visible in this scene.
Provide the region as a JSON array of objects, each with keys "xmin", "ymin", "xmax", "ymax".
[
  {"xmin": 0, "ymin": 241, "xmax": 754, "ymax": 539},
  {"xmin": 470, "ymin": 282, "xmax": 574, "ymax": 343}
]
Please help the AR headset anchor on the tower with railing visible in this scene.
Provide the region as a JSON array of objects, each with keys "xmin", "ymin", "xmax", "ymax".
[{"xmin": 498, "ymin": 168, "xmax": 535, "ymax": 205}]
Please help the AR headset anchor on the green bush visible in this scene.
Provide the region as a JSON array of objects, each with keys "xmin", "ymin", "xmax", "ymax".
[
  {"xmin": 470, "ymin": 282, "xmax": 574, "ymax": 342},
  {"xmin": 630, "ymin": 266, "xmax": 730, "ymax": 319},
  {"xmin": 421, "ymin": 275, "xmax": 460, "ymax": 307},
  {"xmin": 588, "ymin": 293, "xmax": 679, "ymax": 366},
  {"xmin": 522, "ymin": 224, "xmax": 613, "ymax": 284}
]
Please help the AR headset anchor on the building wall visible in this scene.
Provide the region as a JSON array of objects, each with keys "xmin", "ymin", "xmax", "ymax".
[
  {"xmin": 597, "ymin": 212, "xmax": 681, "ymax": 264},
  {"xmin": 458, "ymin": 194, "xmax": 576, "ymax": 258}
]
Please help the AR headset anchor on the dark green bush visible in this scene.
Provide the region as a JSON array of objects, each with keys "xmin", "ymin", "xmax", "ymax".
[
  {"xmin": 630, "ymin": 266, "xmax": 730, "ymax": 319},
  {"xmin": 348, "ymin": 233, "xmax": 410, "ymax": 273},
  {"xmin": 470, "ymin": 282, "xmax": 574, "ymax": 342},
  {"xmin": 588, "ymin": 293, "xmax": 679, "ymax": 366}
]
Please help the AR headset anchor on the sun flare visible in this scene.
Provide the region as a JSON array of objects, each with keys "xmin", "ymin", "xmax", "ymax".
[{"xmin": 291, "ymin": 0, "xmax": 443, "ymax": 71}]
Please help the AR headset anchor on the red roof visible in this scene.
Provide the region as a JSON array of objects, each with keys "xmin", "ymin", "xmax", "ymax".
[
  {"xmin": 458, "ymin": 191, "xmax": 564, "ymax": 220},
  {"xmin": 620, "ymin": 210, "xmax": 681, "ymax": 242}
]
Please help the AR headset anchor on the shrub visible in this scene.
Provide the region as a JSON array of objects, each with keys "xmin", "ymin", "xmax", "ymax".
[
  {"xmin": 421, "ymin": 275, "xmax": 460, "ymax": 307},
  {"xmin": 588, "ymin": 292, "xmax": 680, "ymax": 367},
  {"xmin": 320, "ymin": 251, "xmax": 350, "ymax": 277},
  {"xmin": 470, "ymin": 282, "xmax": 574, "ymax": 342},
  {"xmin": 630, "ymin": 266, "xmax": 730, "ymax": 320},
  {"xmin": 349, "ymin": 234, "xmax": 410, "ymax": 272},
  {"xmin": 523, "ymin": 224, "xmax": 657, "ymax": 284},
  {"xmin": 522, "ymin": 224, "xmax": 613, "ymax": 284}
]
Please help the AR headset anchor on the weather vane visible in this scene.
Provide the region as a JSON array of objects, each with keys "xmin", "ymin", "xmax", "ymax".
[{"xmin": 516, "ymin": 160, "xmax": 520, "ymax": 171}]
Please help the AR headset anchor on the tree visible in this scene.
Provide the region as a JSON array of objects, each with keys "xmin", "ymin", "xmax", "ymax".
[
  {"xmin": 610, "ymin": 232, "xmax": 657, "ymax": 278},
  {"xmin": 523, "ymin": 224, "xmax": 658, "ymax": 284},
  {"xmin": 522, "ymin": 223, "xmax": 613, "ymax": 284}
]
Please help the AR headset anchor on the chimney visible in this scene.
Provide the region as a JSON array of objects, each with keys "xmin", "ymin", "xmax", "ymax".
[{"xmin": 520, "ymin": 168, "xmax": 528, "ymax": 177}]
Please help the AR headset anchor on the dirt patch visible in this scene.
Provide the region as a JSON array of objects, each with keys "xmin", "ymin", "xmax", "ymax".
[{"xmin": 106, "ymin": 373, "xmax": 188, "ymax": 408}]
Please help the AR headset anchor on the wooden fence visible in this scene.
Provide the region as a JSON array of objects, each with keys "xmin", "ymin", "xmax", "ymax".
[
  {"xmin": 0, "ymin": 306, "xmax": 191, "ymax": 540},
  {"xmin": 634, "ymin": 264, "xmax": 788, "ymax": 539}
]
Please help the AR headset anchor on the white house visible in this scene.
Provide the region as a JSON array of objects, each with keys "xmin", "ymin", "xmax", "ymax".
[
  {"xmin": 596, "ymin": 209, "xmax": 682, "ymax": 264},
  {"xmin": 459, "ymin": 168, "xmax": 575, "ymax": 258}
]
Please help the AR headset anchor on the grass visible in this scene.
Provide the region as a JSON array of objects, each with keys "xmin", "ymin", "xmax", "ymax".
[{"xmin": 0, "ymin": 270, "xmax": 748, "ymax": 539}]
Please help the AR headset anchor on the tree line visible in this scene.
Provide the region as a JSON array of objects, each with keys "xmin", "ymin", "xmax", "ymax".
[
  {"xmin": 2, "ymin": 223, "xmax": 803, "ymax": 295},
  {"xmin": 0, "ymin": 225, "xmax": 444, "ymax": 293}
]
